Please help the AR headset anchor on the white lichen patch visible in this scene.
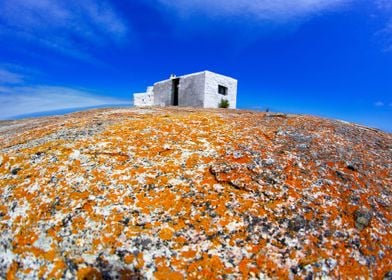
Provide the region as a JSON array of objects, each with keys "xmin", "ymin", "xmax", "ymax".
[{"xmin": 33, "ymin": 232, "xmax": 53, "ymax": 252}]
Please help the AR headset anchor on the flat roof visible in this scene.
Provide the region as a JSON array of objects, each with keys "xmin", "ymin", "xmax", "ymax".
[{"xmin": 154, "ymin": 70, "xmax": 236, "ymax": 85}]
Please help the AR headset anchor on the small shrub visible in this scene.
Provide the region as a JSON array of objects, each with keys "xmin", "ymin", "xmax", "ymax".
[{"xmin": 218, "ymin": 99, "xmax": 230, "ymax": 108}]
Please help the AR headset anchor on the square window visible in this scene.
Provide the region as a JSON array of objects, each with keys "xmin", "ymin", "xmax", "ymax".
[{"xmin": 218, "ymin": 85, "xmax": 228, "ymax": 95}]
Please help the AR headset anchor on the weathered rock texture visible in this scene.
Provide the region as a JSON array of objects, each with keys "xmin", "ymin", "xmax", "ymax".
[{"xmin": 0, "ymin": 107, "xmax": 391, "ymax": 279}]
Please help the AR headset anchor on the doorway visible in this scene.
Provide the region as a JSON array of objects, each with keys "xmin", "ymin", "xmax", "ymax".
[{"xmin": 172, "ymin": 78, "xmax": 180, "ymax": 106}]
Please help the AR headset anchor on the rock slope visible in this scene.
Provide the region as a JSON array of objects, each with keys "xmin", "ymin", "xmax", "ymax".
[{"xmin": 0, "ymin": 107, "xmax": 391, "ymax": 279}]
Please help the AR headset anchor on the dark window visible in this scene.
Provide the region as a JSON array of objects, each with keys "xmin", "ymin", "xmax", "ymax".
[{"xmin": 218, "ymin": 85, "xmax": 228, "ymax": 96}]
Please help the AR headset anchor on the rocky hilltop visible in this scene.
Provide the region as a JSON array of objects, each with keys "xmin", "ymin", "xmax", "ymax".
[{"xmin": 0, "ymin": 107, "xmax": 391, "ymax": 279}]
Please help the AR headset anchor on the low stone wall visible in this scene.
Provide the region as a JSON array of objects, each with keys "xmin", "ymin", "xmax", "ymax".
[{"xmin": 133, "ymin": 91, "xmax": 153, "ymax": 107}]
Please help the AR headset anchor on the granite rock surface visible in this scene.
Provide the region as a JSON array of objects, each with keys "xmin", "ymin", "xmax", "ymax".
[{"xmin": 0, "ymin": 107, "xmax": 391, "ymax": 279}]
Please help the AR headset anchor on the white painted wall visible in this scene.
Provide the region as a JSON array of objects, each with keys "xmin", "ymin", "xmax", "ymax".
[
  {"xmin": 204, "ymin": 71, "xmax": 237, "ymax": 109},
  {"xmin": 133, "ymin": 86, "xmax": 154, "ymax": 106}
]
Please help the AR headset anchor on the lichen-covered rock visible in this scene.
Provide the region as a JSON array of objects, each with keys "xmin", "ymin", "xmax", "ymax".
[{"xmin": 0, "ymin": 107, "xmax": 391, "ymax": 279}]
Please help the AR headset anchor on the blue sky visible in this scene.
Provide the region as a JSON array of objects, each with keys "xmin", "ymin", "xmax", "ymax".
[{"xmin": 0, "ymin": 0, "xmax": 391, "ymax": 131}]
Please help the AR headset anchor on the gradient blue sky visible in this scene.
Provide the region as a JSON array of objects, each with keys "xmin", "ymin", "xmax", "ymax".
[{"xmin": 0, "ymin": 0, "xmax": 391, "ymax": 131}]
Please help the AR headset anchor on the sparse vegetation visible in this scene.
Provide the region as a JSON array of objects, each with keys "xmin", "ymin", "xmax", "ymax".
[{"xmin": 218, "ymin": 98, "xmax": 229, "ymax": 108}]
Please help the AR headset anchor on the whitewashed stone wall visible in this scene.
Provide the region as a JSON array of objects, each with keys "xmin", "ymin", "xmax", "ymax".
[
  {"xmin": 133, "ymin": 86, "xmax": 154, "ymax": 107},
  {"xmin": 204, "ymin": 71, "xmax": 237, "ymax": 109},
  {"xmin": 133, "ymin": 87, "xmax": 154, "ymax": 107},
  {"xmin": 133, "ymin": 71, "xmax": 237, "ymax": 109}
]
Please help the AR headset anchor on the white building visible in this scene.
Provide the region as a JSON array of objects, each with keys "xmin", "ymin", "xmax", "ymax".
[{"xmin": 133, "ymin": 71, "xmax": 237, "ymax": 109}]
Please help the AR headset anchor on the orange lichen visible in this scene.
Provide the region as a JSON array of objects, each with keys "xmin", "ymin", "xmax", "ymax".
[
  {"xmin": 0, "ymin": 107, "xmax": 391, "ymax": 279},
  {"xmin": 77, "ymin": 266, "xmax": 102, "ymax": 280},
  {"xmin": 47, "ymin": 260, "xmax": 66, "ymax": 278},
  {"xmin": 124, "ymin": 254, "xmax": 134, "ymax": 264},
  {"xmin": 6, "ymin": 261, "xmax": 19, "ymax": 280},
  {"xmin": 181, "ymin": 250, "xmax": 197, "ymax": 259},
  {"xmin": 154, "ymin": 264, "xmax": 183, "ymax": 280},
  {"xmin": 159, "ymin": 228, "xmax": 174, "ymax": 241}
]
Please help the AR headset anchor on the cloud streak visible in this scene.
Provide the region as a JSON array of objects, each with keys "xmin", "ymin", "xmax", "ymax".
[
  {"xmin": 0, "ymin": 67, "xmax": 128, "ymax": 119},
  {"xmin": 379, "ymin": 21, "xmax": 392, "ymax": 52},
  {"xmin": 158, "ymin": 0, "xmax": 349, "ymax": 22},
  {"xmin": 375, "ymin": 0, "xmax": 392, "ymax": 52},
  {"xmin": 0, "ymin": 0, "xmax": 128, "ymax": 60},
  {"xmin": 0, "ymin": 69, "xmax": 24, "ymax": 84},
  {"xmin": 0, "ymin": 85, "xmax": 128, "ymax": 119}
]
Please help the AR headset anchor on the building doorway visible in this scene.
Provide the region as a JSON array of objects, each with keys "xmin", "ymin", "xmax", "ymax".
[{"xmin": 172, "ymin": 78, "xmax": 180, "ymax": 106}]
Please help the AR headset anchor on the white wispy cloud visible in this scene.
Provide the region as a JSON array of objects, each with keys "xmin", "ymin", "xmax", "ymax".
[
  {"xmin": 376, "ymin": 0, "xmax": 392, "ymax": 10},
  {"xmin": 375, "ymin": 0, "xmax": 392, "ymax": 51},
  {"xmin": 0, "ymin": 67, "xmax": 128, "ymax": 119},
  {"xmin": 382, "ymin": 22, "xmax": 392, "ymax": 52},
  {"xmin": 0, "ymin": 64, "xmax": 46, "ymax": 84},
  {"xmin": 0, "ymin": 69, "xmax": 24, "ymax": 84},
  {"xmin": 0, "ymin": 0, "xmax": 128, "ymax": 60},
  {"xmin": 374, "ymin": 101, "xmax": 385, "ymax": 107},
  {"xmin": 157, "ymin": 0, "xmax": 349, "ymax": 22},
  {"xmin": 376, "ymin": 21, "xmax": 392, "ymax": 52},
  {"xmin": 0, "ymin": 85, "xmax": 128, "ymax": 119}
]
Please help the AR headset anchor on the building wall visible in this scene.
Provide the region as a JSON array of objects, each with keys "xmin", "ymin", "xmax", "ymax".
[
  {"xmin": 203, "ymin": 71, "xmax": 237, "ymax": 109},
  {"xmin": 134, "ymin": 71, "xmax": 238, "ymax": 109},
  {"xmin": 133, "ymin": 86, "xmax": 154, "ymax": 107},
  {"xmin": 178, "ymin": 72, "xmax": 205, "ymax": 107},
  {"xmin": 153, "ymin": 80, "xmax": 172, "ymax": 106}
]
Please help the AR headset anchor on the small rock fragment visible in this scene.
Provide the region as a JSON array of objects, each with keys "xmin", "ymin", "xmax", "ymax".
[
  {"xmin": 288, "ymin": 216, "xmax": 306, "ymax": 232},
  {"xmin": 264, "ymin": 157, "xmax": 275, "ymax": 166},
  {"xmin": 354, "ymin": 208, "xmax": 373, "ymax": 231},
  {"xmin": 11, "ymin": 167, "xmax": 21, "ymax": 175},
  {"xmin": 346, "ymin": 164, "xmax": 357, "ymax": 172},
  {"xmin": 233, "ymin": 151, "xmax": 243, "ymax": 159},
  {"xmin": 69, "ymin": 150, "xmax": 80, "ymax": 160},
  {"xmin": 383, "ymin": 271, "xmax": 392, "ymax": 280}
]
